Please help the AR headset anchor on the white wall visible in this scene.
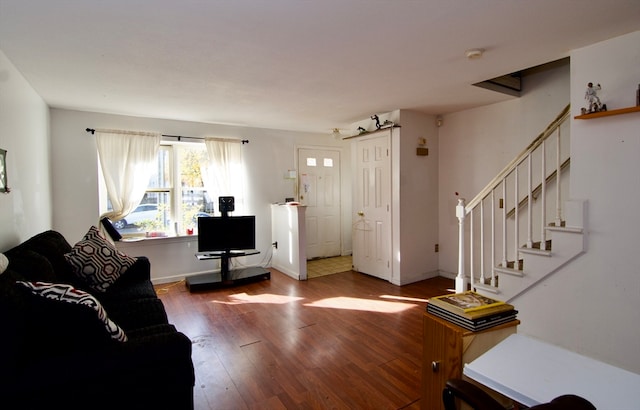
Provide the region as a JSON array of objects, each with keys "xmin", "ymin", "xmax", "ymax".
[
  {"xmin": 49, "ymin": 108, "xmax": 351, "ymax": 282},
  {"xmin": 396, "ymin": 110, "xmax": 440, "ymax": 284},
  {"xmin": 0, "ymin": 50, "xmax": 52, "ymax": 251},
  {"xmin": 515, "ymin": 31, "xmax": 640, "ymax": 373}
]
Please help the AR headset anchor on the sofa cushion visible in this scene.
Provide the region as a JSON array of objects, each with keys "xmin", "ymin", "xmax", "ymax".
[
  {"xmin": 17, "ymin": 281, "xmax": 127, "ymax": 342},
  {"xmin": 104, "ymin": 297, "xmax": 169, "ymax": 331},
  {"xmin": 4, "ymin": 230, "xmax": 76, "ymax": 283},
  {"xmin": 4, "ymin": 249, "xmax": 59, "ymax": 283},
  {"xmin": 64, "ymin": 226, "xmax": 136, "ymax": 293}
]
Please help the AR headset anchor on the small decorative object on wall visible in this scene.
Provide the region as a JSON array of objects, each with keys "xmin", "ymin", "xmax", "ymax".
[
  {"xmin": 581, "ymin": 82, "xmax": 607, "ymax": 115},
  {"xmin": 0, "ymin": 149, "xmax": 8, "ymax": 193}
]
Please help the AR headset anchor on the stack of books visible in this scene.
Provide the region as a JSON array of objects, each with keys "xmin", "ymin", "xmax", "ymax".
[{"xmin": 426, "ymin": 291, "xmax": 517, "ymax": 332}]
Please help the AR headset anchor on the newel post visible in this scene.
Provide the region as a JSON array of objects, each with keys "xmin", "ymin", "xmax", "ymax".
[{"xmin": 456, "ymin": 198, "xmax": 468, "ymax": 293}]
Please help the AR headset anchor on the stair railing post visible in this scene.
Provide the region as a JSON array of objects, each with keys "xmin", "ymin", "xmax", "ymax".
[
  {"xmin": 470, "ymin": 209, "xmax": 475, "ymax": 287},
  {"xmin": 541, "ymin": 140, "xmax": 547, "ymax": 250},
  {"xmin": 480, "ymin": 199, "xmax": 485, "ymax": 284},
  {"xmin": 527, "ymin": 154, "xmax": 533, "ymax": 248},
  {"xmin": 491, "ymin": 191, "xmax": 496, "ymax": 286},
  {"xmin": 501, "ymin": 179, "xmax": 507, "ymax": 268},
  {"xmin": 555, "ymin": 126, "xmax": 562, "ymax": 227},
  {"xmin": 514, "ymin": 166, "xmax": 519, "ymax": 267},
  {"xmin": 456, "ymin": 198, "xmax": 468, "ymax": 293}
]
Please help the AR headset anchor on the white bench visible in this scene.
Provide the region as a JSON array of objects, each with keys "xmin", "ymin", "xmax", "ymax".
[{"xmin": 463, "ymin": 333, "xmax": 640, "ymax": 409}]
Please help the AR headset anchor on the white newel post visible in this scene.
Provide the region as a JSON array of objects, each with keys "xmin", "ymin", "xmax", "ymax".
[{"xmin": 456, "ymin": 198, "xmax": 468, "ymax": 293}]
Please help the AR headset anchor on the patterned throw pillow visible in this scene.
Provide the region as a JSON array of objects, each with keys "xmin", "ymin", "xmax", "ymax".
[
  {"xmin": 64, "ymin": 226, "xmax": 136, "ymax": 293},
  {"xmin": 17, "ymin": 281, "xmax": 127, "ymax": 342}
]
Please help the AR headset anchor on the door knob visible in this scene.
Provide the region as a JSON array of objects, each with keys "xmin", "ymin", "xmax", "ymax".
[
  {"xmin": 431, "ymin": 361, "xmax": 440, "ymax": 372},
  {"xmin": 357, "ymin": 211, "xmax": 364, "ymax": 216}
]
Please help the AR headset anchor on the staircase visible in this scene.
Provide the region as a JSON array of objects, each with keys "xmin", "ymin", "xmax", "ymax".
[{"xmin": 455, "ymin": 105, "xmax": 586, "ymax": 301}]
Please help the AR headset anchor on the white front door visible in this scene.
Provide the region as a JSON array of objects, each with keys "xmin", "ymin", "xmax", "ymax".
[
  {"xmin": 298, "ymin": 148, "xmax": 341, "ymax": 259},
  {"xmin": 352, "ymin": 133, "xmax": 391, "ymax": 280}
]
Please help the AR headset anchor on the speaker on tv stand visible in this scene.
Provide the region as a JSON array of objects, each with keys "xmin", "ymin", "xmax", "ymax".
[{"xmin": 218, "ymin": 196, "xmax": 234, "ymax": 217}]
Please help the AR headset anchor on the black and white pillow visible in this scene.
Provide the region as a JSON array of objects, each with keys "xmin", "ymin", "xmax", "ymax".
[
  {"xmin": 17, "ymin": 281, "xmax": 127, "ymax": 342},
  {"xmin": 64, "ymin": 226, "xmax": 137, "ymax": 293}
]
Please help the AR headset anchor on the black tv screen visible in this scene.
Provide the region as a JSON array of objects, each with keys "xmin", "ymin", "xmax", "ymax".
[{"xmin": 197, "ymin": 216, "xmax": 256, "ymax": 253}]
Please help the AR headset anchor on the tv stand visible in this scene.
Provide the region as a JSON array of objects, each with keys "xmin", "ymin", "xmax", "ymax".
[{"xmin": 186, "ymin": 250, "xmax": 271, "ymax": 292}]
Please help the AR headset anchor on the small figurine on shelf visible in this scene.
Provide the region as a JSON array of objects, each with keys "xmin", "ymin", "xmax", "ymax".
[
  {"xmin": 582, "ymin": 82, "xmax": 607, "ymax": 114},
  {"xmin": 371, "ymin": 114, "xmax": 381, "ymax": 129}
]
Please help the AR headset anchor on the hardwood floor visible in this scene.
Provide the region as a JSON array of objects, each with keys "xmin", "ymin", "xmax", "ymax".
[{"xmin": 155, "ymin": 269, "xmax": 454, "ymax": 410}]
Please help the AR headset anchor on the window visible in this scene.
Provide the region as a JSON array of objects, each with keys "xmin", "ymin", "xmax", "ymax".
[{"xmin": 101, "ymin": 142, "xmax": 213, "ymax": 237}]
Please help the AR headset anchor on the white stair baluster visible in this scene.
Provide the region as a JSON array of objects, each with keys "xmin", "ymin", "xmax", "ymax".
[{"xmin": 541, "ymin": 140, "xmax": 547, "ymax": 250}]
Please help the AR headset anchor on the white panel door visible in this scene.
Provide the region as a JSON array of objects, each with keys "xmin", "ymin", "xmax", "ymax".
[
  {"xmin": 352, "ymin": 133, "xmax": 391, "ymax": 280},
  {"xmin": 298, "ymin": 148, "xmax": 341, "ymax": 259}
]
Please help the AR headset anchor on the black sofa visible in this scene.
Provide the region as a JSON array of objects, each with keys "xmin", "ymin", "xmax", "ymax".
[{"xmin": 0, "ymin": 230, "xmax": 195, "ymax": 409}]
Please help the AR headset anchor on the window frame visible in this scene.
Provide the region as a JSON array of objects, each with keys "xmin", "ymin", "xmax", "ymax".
[{"xmin": 99, "ymin": 140, "xmax": 209, "ymax": 239}]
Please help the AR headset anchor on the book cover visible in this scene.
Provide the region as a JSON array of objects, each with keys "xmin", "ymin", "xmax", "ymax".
[{"xmin": 427, "ymin": 291, "xmax": 514, "ymax": 319}]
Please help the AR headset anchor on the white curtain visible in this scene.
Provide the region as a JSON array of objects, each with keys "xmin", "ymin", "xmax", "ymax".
[
  {"xmin": 203, "ymin": 138, "xmax": 245, "ymax": 214},
  {"xmin": 96, "ymin": 130, "xmax": 161, "ymax": 233}
]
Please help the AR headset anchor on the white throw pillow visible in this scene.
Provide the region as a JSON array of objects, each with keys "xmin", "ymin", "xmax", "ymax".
[{"xmin": 0, "ymin": 253, "xmax": 8, "ymax": 274}]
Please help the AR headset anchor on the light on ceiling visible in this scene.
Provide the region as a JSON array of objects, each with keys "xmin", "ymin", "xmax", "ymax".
[
  {"xmin": 465, "ymin": 48, "xmax": 485, "ymax": 60},
  {"xmin": 332, "ymin": 128, "xmax": 342, "ymax": 140}
]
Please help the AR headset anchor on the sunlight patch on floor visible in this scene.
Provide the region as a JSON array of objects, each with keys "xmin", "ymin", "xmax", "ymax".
[
  {"xmin": 380, "ymin": 294, "xmax": 430, "ymax": 303},
  {"xmin": 305, "ymin": 296, "xmax": 417, "ymax": 313},
  {"xmin": 207, "ymin": 291, "xmax": 421, "ymax": 314},
  {"xmin": 209, "ymin": 292, "xmax": 304, "ymax": 305}
]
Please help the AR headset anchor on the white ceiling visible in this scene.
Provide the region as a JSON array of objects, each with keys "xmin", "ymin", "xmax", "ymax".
[{"xmin": 1, "ymin": 1, "xmax": 640, "ymax": 134}]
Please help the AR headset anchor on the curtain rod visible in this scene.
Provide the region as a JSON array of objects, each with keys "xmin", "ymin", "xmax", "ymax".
[{"xmin": 85, "ymin": 128, "xmax": 249, "ymax": 144}]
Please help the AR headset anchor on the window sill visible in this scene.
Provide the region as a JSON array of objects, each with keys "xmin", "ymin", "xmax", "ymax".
[{"xmin": 116, "ymin": 234, "xmax": 198, "ymax": 248}]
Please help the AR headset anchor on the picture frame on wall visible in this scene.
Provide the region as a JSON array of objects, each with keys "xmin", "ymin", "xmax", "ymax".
[{"xmin": 0, "ymin": 149, "xmax": 8, "ymax": 193}]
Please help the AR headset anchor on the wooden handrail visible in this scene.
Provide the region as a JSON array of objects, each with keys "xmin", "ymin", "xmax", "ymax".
[{"xmin": 464, "ymin": 104, "xmax": 570, "ymax": 212}]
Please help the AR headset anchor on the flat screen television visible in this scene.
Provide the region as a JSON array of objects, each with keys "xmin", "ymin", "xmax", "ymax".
[{"xmin": 197, "ymin": 215, "xmax": 256, "ymax": 253}]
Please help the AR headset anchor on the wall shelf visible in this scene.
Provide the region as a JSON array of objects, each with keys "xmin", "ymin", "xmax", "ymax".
[{"xmin": 574, "ymin": 105, "xmax": 640, "ymax": 119}]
